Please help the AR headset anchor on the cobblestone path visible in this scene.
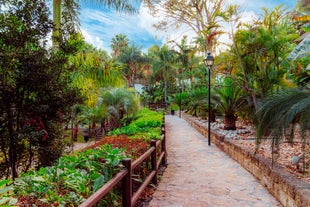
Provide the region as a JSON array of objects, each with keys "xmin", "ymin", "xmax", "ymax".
[{"xmin": 148, "ymin": 115, "xmax": 281, "ymax": 207}]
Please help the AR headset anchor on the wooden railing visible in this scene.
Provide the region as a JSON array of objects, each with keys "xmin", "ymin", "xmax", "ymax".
[{"xmin": 79, "ymin": 119, "xmax": 167, "ymax": 207}]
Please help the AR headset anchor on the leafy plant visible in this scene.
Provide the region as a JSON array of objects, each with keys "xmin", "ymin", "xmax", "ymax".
[{"xmin": 0, "ymin": 144, "xmax": 125, "ymax": 206}]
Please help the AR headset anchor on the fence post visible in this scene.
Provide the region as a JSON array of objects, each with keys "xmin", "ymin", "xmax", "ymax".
[
  {"xmin": 151, "ymin": 140, "xmax": 158, "ymax": 185},
  {"xmin": 122, "ymin": 158, "xmax": 132, "ymax": 207},
  {"xmin": 162, "ymin": 125, "xmax": 167, "ymax": 166}
]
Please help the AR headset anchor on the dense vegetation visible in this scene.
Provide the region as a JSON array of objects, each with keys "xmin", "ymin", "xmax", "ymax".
[
  {"xmin": 0, "ymin": 0, "xmax": 308, "ymax": 205},
  {"xmin": 0, "ymin": 108, "xmax": 163, "ymax": 206},
  {"xmin": 0, "ymin": 0, "xmax": 82, "ymax": 180}
]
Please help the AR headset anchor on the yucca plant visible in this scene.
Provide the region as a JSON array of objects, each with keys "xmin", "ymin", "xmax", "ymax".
[{"xmin": 255, "ymin": 88, "xmax": 310, "ymax": 171}]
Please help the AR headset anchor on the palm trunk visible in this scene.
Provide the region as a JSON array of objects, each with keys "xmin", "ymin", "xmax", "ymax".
[
  {"xmin": 53, "ymin": 0, "xmax": 61, "ymax": 45},
  {"xmin": 224, "ymin": 114, "xmax": 237, "ymax": 130}
]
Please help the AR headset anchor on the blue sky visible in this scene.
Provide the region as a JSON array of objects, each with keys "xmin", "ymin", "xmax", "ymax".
[{"xmin": 79, "ymin": 0, "xmax": 297, "ymax": 54}]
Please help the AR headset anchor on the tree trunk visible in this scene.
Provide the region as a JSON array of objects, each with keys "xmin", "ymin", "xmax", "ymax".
[
  {"xmin": 224, "ymin": 114, "xmax": 237, "ymax": 130},
  {"xmin": 209, "ymin": 112, "xmax": 216, "ymax": 123},
  {"xmin": 73, "ymin": 123, "xmax": 78, "ymax": 141},
  {"xmin": 7, "ymin": 105, "xmax": 17, "ymax": 179},
  {"xmin": 53, "ymin": 0, "xmax": 61, "ymax": 45}
]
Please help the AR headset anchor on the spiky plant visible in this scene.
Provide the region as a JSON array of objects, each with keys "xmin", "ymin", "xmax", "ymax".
[
  {"xmin": 213, "ymin": 77, "xmax": 248, "ymax": 130},
  {"xmin": 255, "ymin": 88, "xmax": 310, "ymax": 170}
]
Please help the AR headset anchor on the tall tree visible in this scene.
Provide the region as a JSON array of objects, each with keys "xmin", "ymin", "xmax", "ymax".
[
  {"xmin": 53, "ymin": 0, "xmax": 137, "ymax": 45},
  {"xmin": 170, "ymin": 36, "xmax": 200, "ymax": 86},
  {"xmin": 70, "ymin": 42, "xmax": 124, "ymax": 107},
  {"xmin": 226, "ymin": 5, "xmax": 298, "ymax": 110},
  {"xmin": 117, "ymin": 44, "xmax": 149, "ymax": 87},
  {"xmin": 111, "ymin": 33, "xmax": 129, "ymax": 57},
  {"xmin": 150, "ymin": 45, "xmax": 177, "ymax": 107},
  {"xmin": 0, "ymin": 0, "xmax": 80, "ymax": 179},
  {"xmin": 148, "ymin": 0, "xmax": 227, "ymax": 52}
]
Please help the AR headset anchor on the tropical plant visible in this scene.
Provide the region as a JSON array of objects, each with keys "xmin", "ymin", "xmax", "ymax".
[
  {"xmin": 226, "ymin": 5, "xmax": 298, "ymax": 110},
  {"xmin": 111, "ymin": 33, "xmax": 129, "ymax": 57},
  {"xmin": 213, "ymin": 77, "xmax": 248, "ymax": 130},
  {"xmin": 149, "ymin": 45, "xmax": 178, "ymax": 107},
  {"xmin": 99, "ymin": 87, "xmax": 140, "ymax": 129},
  {"xmin": 117, "ymin": 44, "xmax": 149, "ymax": 87},
  {"xmin": 70, "ymin": 43, "xmax": 124, "ymax": 107},
  {"xmin": 255, "ymin": 88, "xmax": 310, "ymax": 170},
  {"xmin": 186, "ymin": 87, "xmax": 209, "ymax": 118}
]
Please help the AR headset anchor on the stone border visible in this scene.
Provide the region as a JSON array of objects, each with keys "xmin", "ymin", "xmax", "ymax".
[{"xmin": 183, "ymin": 115, "xmax": 310, "ymax": 207}]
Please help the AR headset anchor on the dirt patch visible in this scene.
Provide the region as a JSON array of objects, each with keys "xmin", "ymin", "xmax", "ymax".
[
  {"xmin": 235, "ymin": 137, "xmax": 310, "ymax": 184},
  {"xmin": 86, "ymin": 135, "xmax": 150, "ymax": 160}
]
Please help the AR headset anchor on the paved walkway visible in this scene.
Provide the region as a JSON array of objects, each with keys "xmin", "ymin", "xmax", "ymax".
[{"xmin": 148, "ymin": 115, "xmax": 281, "ymax": 207}]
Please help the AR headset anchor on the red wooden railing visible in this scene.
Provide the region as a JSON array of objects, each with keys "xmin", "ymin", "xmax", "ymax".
[{"xmin": 79, "ymin": 119, "xmax": 167, "ymax": 207}]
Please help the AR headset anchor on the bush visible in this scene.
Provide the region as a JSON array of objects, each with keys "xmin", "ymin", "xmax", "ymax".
[{"xmin": 108, "ymin": 108, "xmax": 163, "ymax": 140}]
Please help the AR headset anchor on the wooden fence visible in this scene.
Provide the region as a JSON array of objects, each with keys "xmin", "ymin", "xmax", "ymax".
[{"xmin": 79, "ymin": 119, "xmax": 167, "ymax": 207}]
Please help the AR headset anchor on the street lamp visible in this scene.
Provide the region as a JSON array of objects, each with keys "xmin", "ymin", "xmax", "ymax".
[
  {"xmin": 179, "ymin": 85, "xmax": 182, "ymax": 118},
  {"xmin": 204, "ymin": 52, "xmax": 214, "ymax": 146}
]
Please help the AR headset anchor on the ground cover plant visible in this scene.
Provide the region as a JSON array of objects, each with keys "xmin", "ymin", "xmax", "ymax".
[
  {"xmin": 0, "ymin": 145, "xmax": 125, "ymax": 206},
  {"xmin": 108, "ymin": 108, "xmax": 164, "ymax": 140}
]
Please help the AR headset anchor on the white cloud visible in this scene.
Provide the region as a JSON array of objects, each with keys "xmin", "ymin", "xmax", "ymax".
[
  {"xmin": 81, "ymin": 28, "xmax": 105, "ymax": 50},
  {"xmin": 78, "ymin": 0, "xmax": 296, "ymax": 54},
  {"xmin": 138, "ymin": 4, "xmax": 197, "ymax": 47}
]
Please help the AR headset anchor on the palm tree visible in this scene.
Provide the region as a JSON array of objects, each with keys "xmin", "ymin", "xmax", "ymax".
[
  {"xmin": 170, "ymin": 36, "xmax": 200, "ymax": 86},
  {"xmin": 213, "ymin": 77, "xmax": 248, "ymax": 130},
  {"xmin": 226, "ymin": 5, "xmax": 298, "ymax": 110},
  {"xmin": 117, "ymin": 44, "xmax": 148, "ymax": 87},
  {"xmin": 111, "ymin": 34, "xmax": 129, "ymax": 57},
  {"xmin": 99, "ymin": 87, "xmax": 139, "ymax": 128},
  {"xmin": 53, "ymin": 0, "xmax": 137, "ymax": 45},
  {"xmin": 70, "ymin": 43, "xmax": 124, "ymax": 107},
  {"xmin": 150, "ymin": 45, "xmax": 177, "ymax": 107}
]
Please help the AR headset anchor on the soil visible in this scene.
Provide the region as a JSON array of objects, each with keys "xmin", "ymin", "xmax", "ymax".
[
  {"xmin": 85, "ymin": 135, "xmax": 150, "ymax": 160},
  {"xmin": 231, "ymin": 123, "xmax": 310, "ymax": 185}
]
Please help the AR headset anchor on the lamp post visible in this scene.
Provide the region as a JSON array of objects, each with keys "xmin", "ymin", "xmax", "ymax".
[
  {"xmin": 179, "ymin": 85, "xmax": 182, "ymax": 118},
  {"xmin": 204, "ymin": 52, "xmax": 214, "ymax": 146}
]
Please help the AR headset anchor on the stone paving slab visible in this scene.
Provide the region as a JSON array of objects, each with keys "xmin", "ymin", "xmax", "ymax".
[{"xmin": 148, "ymin": 115, "xmax": 281, "ymax": 207}]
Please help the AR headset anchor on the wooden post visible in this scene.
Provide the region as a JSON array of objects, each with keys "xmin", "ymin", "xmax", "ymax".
[
  {"xmin": 122, "ymin": 158, "xmax": 132, "ymax": 207},
  {"xmin": 162, "ymin": 126, "xmax": 167, "ymax": 166},
  {"xmin": 151, "ymin": 140, "xmax": 158, "ymax": 185}
]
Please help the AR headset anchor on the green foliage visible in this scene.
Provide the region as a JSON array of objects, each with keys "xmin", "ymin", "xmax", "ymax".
[
  {"xmin": 186, "ymin": 87, "xmax": 209, "ymax": 117},
  {"xmin": 0, "ymin": 0, "xmax": 81, "ymax": 179},
  {"xmin": 0, "ymin": 145, "xmax": 125, "ymax": 206},
  {"xmin": 108, "ymin": 108, "xmax": 163, "ymax": 140},
  {"xmin": 255, "ymin": 88, "xmax": 310, "ymax": 171},
  {"xmin": 99, "ymin": 87, "xmax": 140, "ymax": 129}
]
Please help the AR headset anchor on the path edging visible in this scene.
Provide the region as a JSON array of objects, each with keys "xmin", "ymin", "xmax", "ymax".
[{"xmin": 182, "ymin": 115, "xmax": 310, "ymax": 207}]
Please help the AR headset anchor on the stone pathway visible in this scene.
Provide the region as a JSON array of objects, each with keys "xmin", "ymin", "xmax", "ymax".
[{"xmin": 148, "ymin": 115, "xmax": 281, "ymax": 207}]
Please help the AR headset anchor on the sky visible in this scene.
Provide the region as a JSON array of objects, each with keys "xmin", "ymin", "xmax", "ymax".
[{"xmin": 78, "ymin": 0, "xmax": 297, "ymax": 54}]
